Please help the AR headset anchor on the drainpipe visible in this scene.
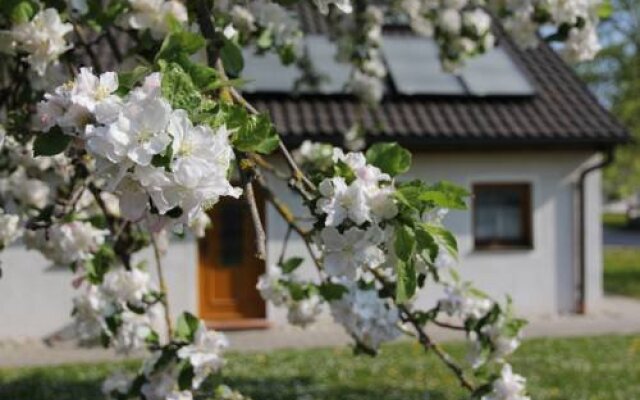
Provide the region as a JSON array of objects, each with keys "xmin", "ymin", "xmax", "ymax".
[{"xmin": 575, "ymin": 149, "xmax": 614, "ymax": 314}]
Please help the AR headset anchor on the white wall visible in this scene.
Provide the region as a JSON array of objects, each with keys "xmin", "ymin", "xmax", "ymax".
[
  {"xmin": 0, "ymin": 149, "xmax": 604, "ymax": 340},
  {"xmin": 0, "ymin": 238, "xmax": 198, "ymax": 340}
]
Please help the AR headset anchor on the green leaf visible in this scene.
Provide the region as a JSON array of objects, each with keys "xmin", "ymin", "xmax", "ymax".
[
  {"xmin": 117, "ymin": 65, "xmax": 151, "ymax": 96},
  {"xmin": 177, "ymin": 362, "xmax": 195, "ymax": 391},
  {"xmin": 395, "ymin": 225, "xmax": 417, "ymax": 303},
  {"xmin": 231, "ymin": 112, "xmax": 279, "ymax": 154},
  {"xmin": 422, "ymin": 223, "xmax": 458, "ymax": 257},
  {"xmin": 159, "ymin": 62, "xmax": 202, "ymax": 111},
  {"xmin": 220, "ymin": 38, "xmax": 244, "ymax": 77},
  {"xmin": 396, "ymin": 259, "xmax": 416, "ymax": 303},
  {"xmin": 156, "ymin": 30, "xmax": 206, "ymax": 62},
  {"xmin": 318, "ymin": 282, "xmax": 348, "ymax": 301},
  {"xmin": 597, "ymin": 0, "xmax": 613, "ymax": 19},
  {"xmin": 175, "ymin": 312, "xmax": 200, "ymax": 342},
  {"xmin": 419, "ymin": 181, "xmax": 469, "ymax": 210},
  {"xmin": 10, "ymin": 1, "xmax": 36, "ymax": 24},
  {"xmin": 85, "ymin": 245, "xmax": 115, "ymax": 284},
  {"xmin": 33, "ymin": 127, "xmax": 72, "ymax": 157},
  {"xmin": 279, "ymin": 257, "xmax": 304, "ymax": 274},
  {"xmin": 365, "ymin": 142, "xmax": 412, "ymax": 177},
  {"xmin": 145, "ymin": 330, "xmax": 160, "ymax": 346},
  {"xmin": 256, "ymin": 29, "xmax": 273, "ymax": 49},
  {"xmin": 281, "ymin": 281, "xmax": 309, "ymax": 301},
  {"xmin": 394, "ymin": 224, "xmax": 416, "ymax": 261}
]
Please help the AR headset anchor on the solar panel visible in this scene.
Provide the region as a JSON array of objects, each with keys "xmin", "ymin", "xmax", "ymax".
[
  {"xmin": 300, "ymin": 36, "xmax": 351, "ymax": 94},
  {"xmin": 382, "ymin": 36, "xmax": 466, "ymax": 95},
  {"xmin": 460, "ymin": 47, "xmax": 535, "ymax": 96},
  {"xmin": 242, "ymin": 34, "xmax": 535, "ymax": 97},
  {"xmin": 241, "ymin": 36, "xmax": 351, "ymax": 94},
  {"xmin": 241, "ymin": 50, "xmax": 298, "ymax": 93}
]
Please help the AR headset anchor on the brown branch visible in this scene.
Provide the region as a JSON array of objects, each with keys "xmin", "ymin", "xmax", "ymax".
[
  {"xmin": 244, "ymin": 179, "xmax": 268, "ymax": 260},
  {"xmin": 432, "ymin": 320, "xmax": 466, "ymax": 331},
  {"xmin": 401, "ymin": 305, "xmax": 475, "ymax": 392}
]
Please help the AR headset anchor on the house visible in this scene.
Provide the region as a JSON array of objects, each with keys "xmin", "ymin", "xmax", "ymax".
[{"xmin": 0, "ymin": 9, "xmax": 629, "ymax": 339}]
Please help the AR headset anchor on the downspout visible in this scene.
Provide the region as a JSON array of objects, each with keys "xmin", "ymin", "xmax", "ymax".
[{"xmin": 575, "ymin": 149, "xmax": 614, "ymax": 314}]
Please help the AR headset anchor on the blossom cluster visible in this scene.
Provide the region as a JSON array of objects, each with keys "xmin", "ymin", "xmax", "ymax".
[
  {"xmin": 37, "ymin": 68, "xmax": 241, "ymax": 234},
  {"xmin": 6, "ymin": 8, "xmax": 73, "ymax": 76},
  {"xmin": 257, "ymin": 266, "xmax": 323, "ymax": 327},
  {"xmin": 24, "ymin": 221, "xmax": 108, "ymax": 265},
  {"xmin": 398, "ymin": 0, "xmax": 495, "ymax": 70},
  {"xmin": 329, "ymin": 279, "xmax": 401, "ymax": 349},
  {"xmin": 121, "ymin": 0, "xmax": 188, "ymax": 40},
  {"xmin": 496, "ymin": 0, "xmax": 602, "ymax": 62},
  {"xmin": 102, "ymin": 319, "xmax": 228, "ymax": 399},
  {"xmin": 72, "ymin": 265, "xmax": 158, "ymax": 353}
]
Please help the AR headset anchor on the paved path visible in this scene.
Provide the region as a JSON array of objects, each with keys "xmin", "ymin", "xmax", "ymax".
[
  {"xmin": 604, "ymin": 227, "xmax": 640, "ymax": 247},
  {"xmin": 1, "ymin": 297, "xmax": 639, "ymax": 368}
]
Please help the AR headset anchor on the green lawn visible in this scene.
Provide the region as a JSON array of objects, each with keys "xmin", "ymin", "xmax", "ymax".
[
  {"xmin": 1, "ymin": 335, "xmax": 640, "ymax": 400},
  {"xmin": 604, "ymin": 247, "xmax": 640, "ymax": 298},
  {"xmin": 603, "ymin": 212, "xmax": 629, "ymax": 229}
]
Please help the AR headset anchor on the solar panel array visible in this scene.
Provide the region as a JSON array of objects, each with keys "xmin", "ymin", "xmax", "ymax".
[{"xmin": 241, "ymin": 35, "xmax": 535, "ymax": 97}]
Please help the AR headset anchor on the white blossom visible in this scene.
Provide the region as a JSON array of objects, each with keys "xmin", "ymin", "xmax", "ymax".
[
  {"xmin": 287, "ymin": 294, "xmax": 323, "ymax": 327},
  {"xmin": 248, "ymin": 0, "xmax": 301, "ymax": 47},
  {"xmin": 9, "ymin": 169, "xmax": 50, "ymax": 209},
  {"xmin": 320, "ymin": 226, "xmax": 385, "ymax": 278},
  {"xmin": 87, "ymin": 95, "xmax": 171, "ymax": 166},
  {"xmin": 256, "ymin": 267, "xmax": 289, "ymax": 307},
  {"xmin": 562, "ymin": 24, "xmax": 601, "ymax": 62},
  {"xmin": 125, "ymin": 0, "xmax": 189, "ymax": 39},
  {"xmin": 142, "ymin": 368, "xmax": 179, "ymax": 400},
  {"xmin": 330, "ymin": 280, "xmax": 401, "ymax": 349},
  {"xmin": 71, "ymin": 68, "xmax": 121, "ymax": 121},
  {"xmin": 230, "ymin": 6, "xmax": 256, "ymax": 36},
  {"xmin": 316, "ymin": 177, "xmax": 370, "ymax": 226},
  {"xmin": 482, "ymin": 364, "xmax": 530, "ymax": 400},
  {"xmin": 463, "ymin": 9, "xmax": 492, "ymax": 36},
  {"xmin": 0, "ymin": 210, "xmax": 20, "ymax": 248},
  {"xmin": 102, "ymin": 267, "xmax": 152, "ymax": 305},
  {"xmin": 438, "ymin": 9, "xmax": 462, "ymax": 35},
  {"xmin": 177, "ymin": 322, "xmax": 228, "ymax": 388},
  {"xmin": 24, "ymin": 221, "xmax": 107, "ymax": 265},
  {"xmin": 348, "ymin": 70, "xmax": 384, "ymax": 104},
  {"xmin": 67, "ymin": 0, "xmax": 89, "ymax": 15},
  {"xmin": 440, "ymin": 281, "xmax": 493, "ymax": 320},
  {"xmin": 102, "ymin": 371, "xmax": 133, "ymax": 398},
  {"xmin": 10, "ymin": 8, "xmax": 73, "ymax": 76}
]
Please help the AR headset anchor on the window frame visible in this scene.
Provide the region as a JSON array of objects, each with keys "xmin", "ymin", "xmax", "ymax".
[{"xmin": 472, "ymin": 182, "xmax": 533, "ymax": 251}]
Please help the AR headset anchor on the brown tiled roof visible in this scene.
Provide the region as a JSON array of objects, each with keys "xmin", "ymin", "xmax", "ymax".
[{"xmin": 246, "ymin": 5, "xmax": 629, "ymax": 150}]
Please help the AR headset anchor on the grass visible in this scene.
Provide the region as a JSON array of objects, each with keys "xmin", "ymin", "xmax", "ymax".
[
  {"xmin": 1, "ymin": 335, "xmax": 640, "ymax": 400},
  {"xmin": 603, "ymin": 212, "xmax": 629, "ymax": 229},
  {"xmin": 604, "ymin": 247, "xmax": 640, "ymax": 298}
]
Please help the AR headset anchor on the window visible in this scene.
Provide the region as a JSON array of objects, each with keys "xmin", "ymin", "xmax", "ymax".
[{"xmin": 473, "ymin": 183, "xmax": 532, "ymax": 249}]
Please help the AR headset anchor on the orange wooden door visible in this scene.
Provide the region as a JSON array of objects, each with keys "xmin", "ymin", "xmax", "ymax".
[{"xmin": 198, "ymin": 195, "xmax": 266, "ymax": 329}]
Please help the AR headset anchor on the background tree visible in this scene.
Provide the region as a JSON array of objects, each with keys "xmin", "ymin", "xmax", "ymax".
[{"xmin": 578, "ymin": 0, "xmax": 640, "ymax": 201}]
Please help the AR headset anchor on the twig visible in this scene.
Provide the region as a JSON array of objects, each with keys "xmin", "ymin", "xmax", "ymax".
[
  {"xmin": 278, "ymin": 226, "xmax": 293, "ymax": 265},
  {"xmin": 150, "ymin": 232, "xmax": 174, "ymax": 338},
  {"xmin": 432, "ymin": 320, "xmax": 466, "ymax": 331},
  {"xmin": 398, "ymin": 304, "xmax": 475, "ymax": 391},
  {"xmin": 244, "ymin": 180, "xmax": 268, "ymax": 260}
]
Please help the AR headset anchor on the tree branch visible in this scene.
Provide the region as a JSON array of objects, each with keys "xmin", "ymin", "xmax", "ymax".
[{"xmin": 150, "ymin": 231, "xmax": 174, "ymax": 339}]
